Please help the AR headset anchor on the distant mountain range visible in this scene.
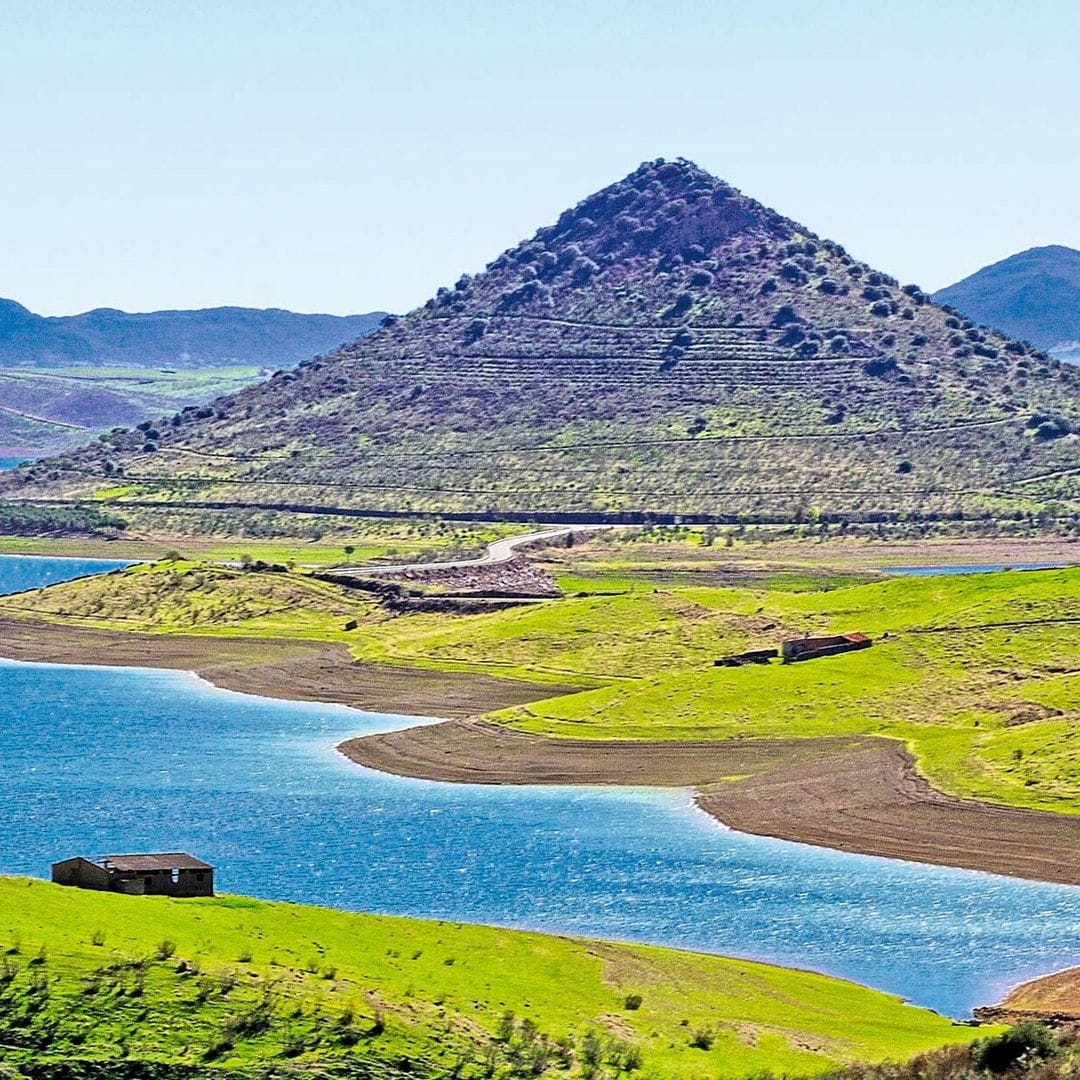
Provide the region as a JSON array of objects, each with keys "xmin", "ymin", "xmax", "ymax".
[
  {"xmin": 0, "ymin": 301, "xmax": 386, "ymax": 458},
  {"xmin": 934, "ymin": 246, "xmax": 1080, "ymax": 362},
  {"xmin": 0, "ymin": 300, "xmax": 387, "ymax": 369},
  {"xmin": 5, "ymin": 159, "xmax": 1078, "ymax": 523}
]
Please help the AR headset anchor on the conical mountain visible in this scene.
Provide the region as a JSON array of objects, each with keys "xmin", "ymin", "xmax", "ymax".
[{"xmin": 5, "ymin": 159, "xmax": 1079, "ymax": 522}]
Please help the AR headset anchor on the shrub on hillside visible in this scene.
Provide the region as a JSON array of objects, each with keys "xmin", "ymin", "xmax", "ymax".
[
  {"xmin": 1028, "ymin": 414, "xmax": 1073, "ymax": 440},
  {"xmin": 975, "ymin": 1021, "xmax": 1060, "ymax": 1073},
  {"xmin": 665, "ymin": 291, "xmax": 694, "ymax": 319},
  {"xmin": 780, "ymin": 261, "xmax": 809, "ymax": 285},
  {"xmin": 864, "ymin": 356, "xmax": 899, "ymax": 376}
]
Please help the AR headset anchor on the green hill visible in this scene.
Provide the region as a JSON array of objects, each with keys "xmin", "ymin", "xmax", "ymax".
[
  {"xmin": 0, "ymin": 367, "xmax": 266, "ymax": 460},
  {"xmin": 3, "ymin": 159, "xmax": 1078, "ymax": 524},
  {"xmin": 0, "ymin": 877, "xmax": 981, "ymax": 1079}
]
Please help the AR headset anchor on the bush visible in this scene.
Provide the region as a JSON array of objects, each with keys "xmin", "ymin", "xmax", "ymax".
[
  {"xmin": 780, "ymin": 260, "xmax": 808, "ymax": 284},
  {"xmin": 864, "ymin": 356, "xmax": 898, "ymax": 377},
  {"xmin": 665, "ymin": 291, "xmax": 694, "ymax": 318},
  {"xmin": 1028, "ymin": 414, "xmax": 1073, "ymax": 440},
  {"xmin": 464, "ymin": 318, "xmax": 487, "ymax": 345},
  {"xmin": 623, "ymin": 993, "xmax": 643, "ymax": 1010},
  {"xmin": 771, "ymin": 305, "xmax": 800, "ymax": 328},
  {"xmin": 975, "ymin": 1021, "xmax": 1059, "ymax": 1073}
]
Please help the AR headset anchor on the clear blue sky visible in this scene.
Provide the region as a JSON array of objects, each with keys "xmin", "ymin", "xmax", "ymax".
[{"xmin": 4, "ymin": 0, "xmax": 1078, "ymax": 316}]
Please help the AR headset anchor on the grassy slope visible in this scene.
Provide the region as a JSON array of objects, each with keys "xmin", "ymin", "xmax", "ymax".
[
  {"xmin": 0, "ymin": 878, "xmax": 980, "ymax": 1078},
  {"xmin": 1, "ymin": 557, "xmax": 1077, "ymax": 812},
  {"xmin": 0, "ymin": 518, "xmax": 526, "ymax": 567}
]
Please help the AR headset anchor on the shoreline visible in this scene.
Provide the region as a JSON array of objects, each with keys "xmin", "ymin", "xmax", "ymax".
[
  {"xmin": 0, "ymin": 615, "xmax": 574, "ymax": 720},
  {"xmin": 340, "ymin": 718, "xmax": 1080, "ymax": 889},
  {"xmin": 5, "ymin": 613, "xmax": 1079, "ymax": 889},
  {"xmin": 2, "ymin": 614, "xmax": 1078, "ymax": 1020}
]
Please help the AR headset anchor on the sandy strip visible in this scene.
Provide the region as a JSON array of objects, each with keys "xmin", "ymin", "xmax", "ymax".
[
  {"xmin": 340, "ymin": 719, "xmax": 1080, "ymax": 887},
  {"xmin": 0, "ymin": 616, "xmax": 573, "ymax": 720}
]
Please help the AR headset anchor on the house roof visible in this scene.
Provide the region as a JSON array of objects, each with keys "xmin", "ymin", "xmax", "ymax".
[{"xmin": 98, "ymin": 853, "xmax": 213, "ymax": 872}]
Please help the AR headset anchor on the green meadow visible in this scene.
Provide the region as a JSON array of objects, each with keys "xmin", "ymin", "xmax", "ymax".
[
  {"xmin": 2, "ymin": 556, "xmax": 1077, "ymax": 813},
  {"xmin": 0, "ymin": 878, "xmax": 982, "ymax": 1078}
]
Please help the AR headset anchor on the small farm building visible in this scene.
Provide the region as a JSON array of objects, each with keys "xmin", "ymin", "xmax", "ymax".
[
  {"xmin": 51, "ymin": 853, "xmax": 214, "ymax": 897},
  {"xmin": 781, "ymin": 633, "xmax": 872, "ymax": 664}
]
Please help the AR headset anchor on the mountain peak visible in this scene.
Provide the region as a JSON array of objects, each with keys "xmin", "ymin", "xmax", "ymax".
[
  {"xmin": 523, "ymin": 158, "xmax": 789, "ymax": 267},
  {"xmin": 7, "ymin": 161, "xmax": 1079, "ymax": 523}
]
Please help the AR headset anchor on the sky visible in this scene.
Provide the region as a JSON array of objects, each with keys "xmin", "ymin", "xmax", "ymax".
[{"xmin": 3, "ymin": 0, "xmax": 1079, "ymax": 316}]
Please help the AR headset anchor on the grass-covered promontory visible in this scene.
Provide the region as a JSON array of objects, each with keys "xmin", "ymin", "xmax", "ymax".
[
  {"xmin": 1, "ymin": 545, "xmax": 1077, "ymax": 815},
  {"xmin": 0, "ymin": 878, "xmax": 984, "ymax": 1079}
]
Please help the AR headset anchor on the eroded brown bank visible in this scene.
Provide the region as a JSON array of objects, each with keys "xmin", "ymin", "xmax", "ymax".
[
  {"xmin": 4, "ymin": 615, "xmax": 1078, "ymax": 889},
  {"xmin": 0, "ymin": 617, "xmax": 567, "ymax": 719},
  {"xmin": 341, "ymin": 720, "xmax": 1080, "ymax": 888}
]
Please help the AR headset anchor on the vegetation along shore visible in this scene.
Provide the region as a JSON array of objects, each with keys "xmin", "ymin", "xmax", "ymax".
[{"xmin": 0, "ymin": 876, "xmax": 994, "ymax": 1079}]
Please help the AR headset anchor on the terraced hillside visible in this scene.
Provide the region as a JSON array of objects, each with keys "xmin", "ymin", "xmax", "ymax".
[{"xmin": 4, "ymin": 159, "xmax": 1078, "ymax": 522}]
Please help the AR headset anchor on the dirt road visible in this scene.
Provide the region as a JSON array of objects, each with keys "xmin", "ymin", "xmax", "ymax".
[{"xmin": 327, "ymin": 525, "xmax": 611, "ymax": 575}]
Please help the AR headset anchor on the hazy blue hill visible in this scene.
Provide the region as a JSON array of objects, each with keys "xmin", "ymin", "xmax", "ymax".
[
  {"xmin": 0, "ymin": 300, "xmax": 388, "ymax": 368},
  {"xmin": 0, "ymin": 301, "xmax": 387, "ymax": 457},
  {"xmin": 933, "ymin": 245, "xmax": 1080, "ymax": 358}
]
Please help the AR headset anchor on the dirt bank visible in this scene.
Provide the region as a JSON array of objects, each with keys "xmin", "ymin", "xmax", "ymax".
[
  {"xmin": 974, "ymin": 967, "xmax": 1080, "ymax": 1025},
  {"xmin": 341, "ymin": 720, "xmax": 1080, "ymax": 886},
  {"xmin": 0, "ymin": 617, "xmax": 572, "ymax": 719}
]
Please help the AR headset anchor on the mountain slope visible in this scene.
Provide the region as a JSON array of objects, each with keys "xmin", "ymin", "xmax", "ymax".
[
  {"xmin": 933, "ymin": 246, "xmax": 1080, "ymax": 360},
  {"xmin": 4, "ymin": 159, "xmax": 1079, "ymax": 522},
  {"xmin": 0, "ymin": 367, "xmax": 268, "ymax": 459},
  {"xmin": 0, "ymin": 300, "xmax": 387, "ymax": 368}
]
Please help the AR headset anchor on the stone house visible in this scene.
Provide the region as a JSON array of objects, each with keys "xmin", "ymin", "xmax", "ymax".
[{"xmin": 51, "ymin": 852, "xmax": 214, "ymax": 897}]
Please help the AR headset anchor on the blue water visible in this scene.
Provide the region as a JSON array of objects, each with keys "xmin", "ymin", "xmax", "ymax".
[
  {"xmin": 0, "ymin": 553, "xmax": 132, "ymax": 593},
  {"xmin": 1, "ymin": 557, "xmax": 1078, "ymax": 1019},
  {"xmin": 0, "ymin": 457, "xmax": 25, "ymax": 470},
  {"xmin": 890, "ymin": 563, "xmax": 1069, "ymax": 576}
]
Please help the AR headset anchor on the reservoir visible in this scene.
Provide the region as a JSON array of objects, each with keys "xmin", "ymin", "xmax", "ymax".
[{"xmin": 2, "ymin": 555, "xmax": 1078, "ymax": 1019}]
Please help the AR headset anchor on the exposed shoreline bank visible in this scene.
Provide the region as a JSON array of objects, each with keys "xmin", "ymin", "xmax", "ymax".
[
  {"xmin": 5, "ymin": 614, "xmax": 1080, "ymax": 888},
  {"xmin": 5, "ymin": 612, "xmax": 1080, "ymax": 890},
  {"xmin": 340, "ymin": 718, "xmax": 1080, "ymax": 888},
  {"xmin": 0, "ymin": 615, "xmax": 571, "ymax": 719}
]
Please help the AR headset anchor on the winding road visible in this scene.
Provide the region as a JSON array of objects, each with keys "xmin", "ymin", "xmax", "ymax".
[{"xmin": 326, "ymin": 524, "xmax": 612, "ymax": 576}]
